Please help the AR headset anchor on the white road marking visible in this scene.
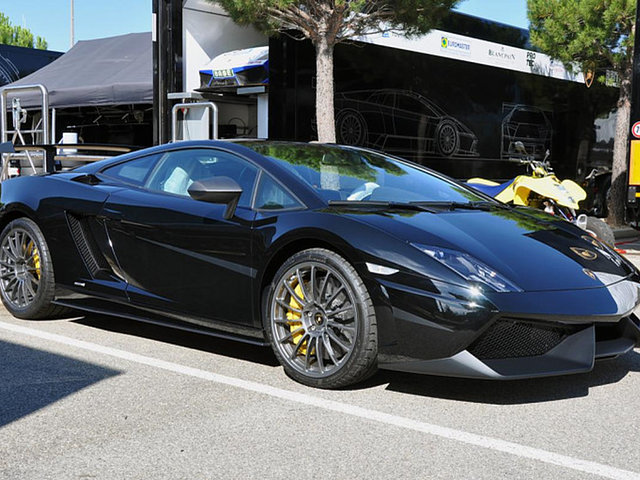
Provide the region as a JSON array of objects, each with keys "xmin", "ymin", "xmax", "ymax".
[{"xmin": 1, "ymin": 320, "xmax": 638, "ymax": 480}]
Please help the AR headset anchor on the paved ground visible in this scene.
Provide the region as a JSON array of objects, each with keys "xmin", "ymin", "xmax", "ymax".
[
  {"xmin": 615, "ymin": 233, "xmax": 640, "ymax": 255},
  {"xmin": 1, "ymin": 257, "xmax": 640, "ymax": 479}
]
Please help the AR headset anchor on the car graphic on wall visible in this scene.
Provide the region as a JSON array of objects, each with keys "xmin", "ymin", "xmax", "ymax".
[
  {"xmin": 501, "ymin": 104, "xmax": 552, "ymax": 160},
  {"xmin": 334, "ymin": 89, "xmax": 479, "ymax": 160}
]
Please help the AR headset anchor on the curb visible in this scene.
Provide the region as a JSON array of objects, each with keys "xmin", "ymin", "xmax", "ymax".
[{"xmin": 612, "ymin": 226, "xmax": 639, "ymax": 241}]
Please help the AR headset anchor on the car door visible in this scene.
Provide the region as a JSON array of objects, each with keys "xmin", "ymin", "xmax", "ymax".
[
  {"xmin": 389, "ymin": 93, "xmax": 429, "ymax": 156},
  {"xmin": 99, "ymin": 147, "xmax": 259, "ymax": 327},
  {"xmin": 364, "ymin": 92, "xmax": 396, "ymax": 150}
]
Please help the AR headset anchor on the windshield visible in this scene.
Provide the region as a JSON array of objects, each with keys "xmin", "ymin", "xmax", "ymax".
[
  {"xmin": 511, "ymin": 110, "xmax": 547, "ymax": 125},
  {"xmin": 243, "ymin": 142, "xmax": 487, "ymax": 204}
]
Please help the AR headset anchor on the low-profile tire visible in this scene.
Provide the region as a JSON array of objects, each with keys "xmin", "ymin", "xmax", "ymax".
[
  {"xmin": 264, "ymin": 248, "xmax": 377, "ymax": 389},
  {"xmin": 0, "ymin": 217, "xmax": 70, "ymax": 319},
  {"xmin": 585, "ymin": 216, "xmax": 615, "ymax": 246}
]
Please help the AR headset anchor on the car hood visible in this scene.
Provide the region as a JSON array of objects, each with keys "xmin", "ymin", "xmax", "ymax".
[{"xmin": 347, "ymin": 207, "xmax": 635, "ymax": 292}]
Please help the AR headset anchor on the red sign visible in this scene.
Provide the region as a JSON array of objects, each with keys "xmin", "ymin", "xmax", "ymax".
[{"xmin": 633, "ymin": 121, "xmax": 640, "ymax": 139}]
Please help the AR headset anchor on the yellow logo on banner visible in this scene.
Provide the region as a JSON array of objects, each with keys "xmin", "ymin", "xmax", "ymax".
[{"xmin": 441, "ymin": 37, "xmax": 448, "ymax": 48}]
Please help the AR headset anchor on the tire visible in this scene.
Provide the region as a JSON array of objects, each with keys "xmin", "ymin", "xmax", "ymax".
[
  {"xmin": 436, "ymin": 120, "xmax": 460, "ymax": 157},
  {"xmin": 585, "ymin": 216, "xmax": 615, "ymax": 246},
  {"xmin": 0, "ymin": 218, "xmax": 70, "ymax": 319},
  {"xmin": 264, "ymin": 248, "xmax": 378, "ymax": 389},
  {"xmin": 336, "ymin": 109, "xmax": 368, "ymax": 146}
]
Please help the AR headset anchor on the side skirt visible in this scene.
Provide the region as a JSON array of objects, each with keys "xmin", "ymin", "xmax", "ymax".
[{"xmin": 53, "ymin": 298, "xmax": 269, "ymax": 347}]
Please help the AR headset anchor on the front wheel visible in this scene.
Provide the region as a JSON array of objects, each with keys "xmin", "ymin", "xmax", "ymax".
[
  {"xmin": 0, "ymin": 218, "xmax": 68, "ymax": 319},
  {"xmin": 264, "ymin": 248, "xmax": 378, "ymax": 388}
]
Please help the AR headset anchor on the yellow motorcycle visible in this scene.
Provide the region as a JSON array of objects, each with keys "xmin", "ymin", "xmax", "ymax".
[{"xmin": 466, "ymin": 142, "xmax": 615, "ymax": 244}]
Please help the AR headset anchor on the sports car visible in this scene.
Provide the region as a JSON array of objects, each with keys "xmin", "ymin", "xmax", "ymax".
[
  {"xmin": 1, "ymin": 140, "xmax": 639, "ymax": 389},
  {"xmin": 501, "ymin": 104, "xmax": 553, "ymax": 160},
  {"xmin": 335, "ymin": 89, "xmax": 479, "ymax": 160},
  {"xmin": 199, "ymin": 46, "xmax": 269, "ymax": 90}
]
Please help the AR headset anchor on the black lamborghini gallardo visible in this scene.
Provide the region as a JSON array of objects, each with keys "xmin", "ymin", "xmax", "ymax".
[{"xmin": 1, "ymin": 140, "xmax": 638, "ymax": 388}]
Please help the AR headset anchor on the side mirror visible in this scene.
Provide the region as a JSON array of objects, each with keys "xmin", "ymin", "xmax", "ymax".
[{"xmin": 187, "ymin": 176, "xmax": 242, "ymax": 219}]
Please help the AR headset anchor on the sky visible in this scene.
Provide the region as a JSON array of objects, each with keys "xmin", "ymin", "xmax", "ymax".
[
  {"xmin": 0, "ymin": 0, "xmax": 528, "ymax": 53},
  {"xmin": 0, "ymin": 0, "xmax": 152, "ymax": 52},
  {"xmin": 455, "ymin": 0, "xmax": 529, "ymax": 29}
]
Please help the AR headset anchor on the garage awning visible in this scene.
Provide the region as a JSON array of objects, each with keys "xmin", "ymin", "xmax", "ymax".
[{"xmin": 2, "ymin": 32, "xmax": 152, "ymax": 108}]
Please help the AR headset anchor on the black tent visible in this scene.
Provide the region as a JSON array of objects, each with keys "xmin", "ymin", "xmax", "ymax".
[{"xmin": 4, "ymin": 32, "xmax": 152, "ymax": 108}]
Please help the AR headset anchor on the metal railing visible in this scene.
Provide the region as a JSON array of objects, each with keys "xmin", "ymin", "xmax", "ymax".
[
  {"xmin": 171, "ymin": 101, "xmax": 219, "ymax": 142},
  {"xmin": 1, "ymin": 84, "xmax": 50, "ymax": 144},
  {"xmin": 0, "ymin": 85, "xmax": 51, "ymax": 179}
]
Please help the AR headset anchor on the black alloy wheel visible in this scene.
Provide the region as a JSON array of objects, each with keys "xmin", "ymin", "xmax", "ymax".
[
  {"xmin": 436, "ymin": 121, "xmax": 460, "ymax": 157},
  {"xmin": 0, "ymin": 218, "xmax": 68, "ymax": 319},
  {"xmin": 265, "ymin": 248, "xmax": 377, "ymax": 388},
  {"xmin": 336, "ymin": 109, "xmax": 368, "ymax": 146}
]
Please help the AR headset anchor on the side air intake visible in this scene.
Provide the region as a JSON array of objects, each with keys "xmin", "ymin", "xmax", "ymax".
[{"xmin": 66, "ymin": 213, "xmax": 110, "ymax": 277}]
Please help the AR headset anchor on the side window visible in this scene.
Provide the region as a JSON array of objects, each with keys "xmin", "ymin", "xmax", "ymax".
[
  {"xmin": 396, "ymin": 95, "xmax": 419, "ymax": 113},
  {"xmin": 369, "ymin": 93, "xmax": 394, "ymax": 108},
  {"xmin": 101, "ymin": 154, "xmax": 161, "ymax": 186},
  {"xmin": 254, "ymin": 173, "xmax": 302, "ymax": 210},
  {"xmin": 144, "ymin": 148, "xmax": 258, "ymax": 208}
]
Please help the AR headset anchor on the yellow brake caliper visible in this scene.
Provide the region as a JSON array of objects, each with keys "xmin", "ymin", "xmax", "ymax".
[
  {"xmin": 25, "ymin": 240, "xmax": 41, "ymax": 279},
  {"xmin": 287, "ymin": 280, "xmax": 307, "ymax": 355}
]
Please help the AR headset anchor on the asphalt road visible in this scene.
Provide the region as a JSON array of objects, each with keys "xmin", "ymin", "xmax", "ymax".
[
  {"xmin": 2, "ymin": 259, "xmax": 640, "ymax": 479},
  {"xmin": 616, "ymin": 234, "xmax": 640, "ymax": 255}
]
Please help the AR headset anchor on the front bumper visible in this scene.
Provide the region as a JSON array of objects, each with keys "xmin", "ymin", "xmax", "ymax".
[
  {"xmin": 381, "ymin": 316, "xmax": 640, "ymax": 379},
  {"xmin": 375, "ymin": 276, "xmax": 640, "ymax": 379}
]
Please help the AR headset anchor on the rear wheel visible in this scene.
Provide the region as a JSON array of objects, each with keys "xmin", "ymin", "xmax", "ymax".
[
  {"xmin": 0, "ymin": 218, "xmax": 69, "ymax": 319},
  {"xmin": 336, "ymin": 109, "xmax": 368, "ymax": 146},
  {"xmin": 585, "ymin": 216, "xmax": 615, "ymax": 246},
  {"xmin": 264, "ymin": 248, "xmax": 377, "ymax": 388}
]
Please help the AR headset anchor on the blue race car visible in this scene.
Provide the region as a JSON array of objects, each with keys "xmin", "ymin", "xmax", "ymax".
[{"xmin": 199, "ymin": 46, "xmax": 269, "ymax": 89}]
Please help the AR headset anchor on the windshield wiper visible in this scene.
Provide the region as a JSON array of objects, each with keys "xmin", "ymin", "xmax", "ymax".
[
  {"xmin": 328, "ymin": 200, "xmax": 437, "ymax": 213},
  {"xmin": 328, "ymin": 200, "xmax": 509, "ymax": 213},
  {"xmin": 414, "ymin": 201, "xmax": 510, "ymax": 211}
]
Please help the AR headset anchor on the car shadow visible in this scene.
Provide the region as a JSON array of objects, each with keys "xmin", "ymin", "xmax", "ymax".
[
  {"xmin": 71, "ymin": 313, "xmax": 281, "ymax": 367},
  {"xmin": 66, "ymin": 313, "xmax": 640, "ymax": 403},
  {"xmin": 0, "ymin": 339, "xmax": 121, "ymax": 427},
  {"xmin": 357, "ymin": 350, "xmax": 640, "ymax": 404}
]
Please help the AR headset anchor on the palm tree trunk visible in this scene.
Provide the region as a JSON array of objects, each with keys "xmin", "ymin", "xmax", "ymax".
[
  {"xmin": 607, "ymin": 66, "xmax": 632, "ymax": 226},
  {"xmin": 314, "ymin": 36, "xmax": 336, "ymax": 143}
]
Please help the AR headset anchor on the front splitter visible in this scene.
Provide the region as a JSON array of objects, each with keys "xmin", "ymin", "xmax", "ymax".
[{"xmin": 380, "ymin": 316, "xmax": 640, "ymax": 380}]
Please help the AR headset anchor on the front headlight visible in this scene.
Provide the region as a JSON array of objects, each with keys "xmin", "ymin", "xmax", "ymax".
[{"xmin": 412, "ymin": 243, "xmax": 522, "ymax": 293}]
